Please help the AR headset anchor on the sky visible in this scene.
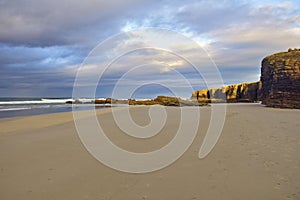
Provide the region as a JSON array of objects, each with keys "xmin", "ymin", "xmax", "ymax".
[{"xmin": 0, "ymin": 0, "xmax": 299, "ymax": 98}]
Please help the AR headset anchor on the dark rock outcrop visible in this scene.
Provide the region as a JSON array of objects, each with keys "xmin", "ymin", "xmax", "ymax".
[
  {"xmin": 94, "ymin": 99, "xmax": 106, "ymax": 104},
  {"xmin": 192, "ymin": 81, "xmax": 261, "ymax": 103},
  {"xmin": 94, "ymin": 98, "xmax": 129, "ymax": 104},
  {"xmin": 93, "ymin": 96, "xmax": 205, "ymax": 106},
  {"xmin": 129, "ymin": 96, "xmax": 204, "ymax": 106},
  {"xmin": 261, "ymin": 49, "xmax": 300, "ymax": 108}
]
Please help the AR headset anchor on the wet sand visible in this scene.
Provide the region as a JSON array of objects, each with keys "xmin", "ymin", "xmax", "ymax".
[{"xmin": 0, "ymin": 104, "xmax": 299, "ymax": 200}]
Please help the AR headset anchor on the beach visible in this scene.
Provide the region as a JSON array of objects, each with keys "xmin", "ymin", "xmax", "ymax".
[{"xmin": 0, "ymin": 104, "xmax": 300, "ymax": 200}]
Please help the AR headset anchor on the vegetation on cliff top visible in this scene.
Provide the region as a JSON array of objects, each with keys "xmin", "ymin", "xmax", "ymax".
[{"xmin": 264, "ymin": 48, "xmax": 300, "ymax": 61}]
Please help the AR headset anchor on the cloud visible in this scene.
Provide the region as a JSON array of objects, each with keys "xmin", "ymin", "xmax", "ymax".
[
  {"xmin": 0, "ymin": 0, "xmax": 165, "ymax": 47},
  {"xmin": 0, "ymin": 0, "xmax": 300, "ymax": 97},
  {"xmin": 0, "ymin": 44, "xmax": 82, "ymax": 68},
  {"xmin": 0, "ymin": 65, "xmax": 75, "ymax": 97}
]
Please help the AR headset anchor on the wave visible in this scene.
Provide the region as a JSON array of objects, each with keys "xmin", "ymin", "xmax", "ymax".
[
  {"xmin": 134, "ymin": 98, "xmax": 152, "ymax": 101},
  {"xmin": 41, "ymin": 98, "xmax": 74, "ymax": 103},
  {"xmin": 0, "ymin": 107, "xmax": 32, "ymax": 111},
  {"xmin": 42, "ymin": 98, "xmax": 97, "ymax": 104},
  {"xmin": 0, "ymin": 103, "xmax": 99, "ymax": 112},
  {"xmin": 0, "ymin": 99, "xmax": 70, "ymax": 105}
]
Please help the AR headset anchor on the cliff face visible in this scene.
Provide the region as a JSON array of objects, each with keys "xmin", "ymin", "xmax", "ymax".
[
  {"xmin": 261, "ymin": 49, "xmax": 300, "ymax": 108},
  {"xmin": 192, "ymin": 49, "xmax": 300, "ymax": 108},
  {"xmin": 192, "ymin": 81, "xmax": 261, "ymax": 103}
]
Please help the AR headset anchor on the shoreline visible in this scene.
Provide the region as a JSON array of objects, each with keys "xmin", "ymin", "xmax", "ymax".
[
  {"xmin": 2, "ymin": 99, "xmax": 299, "ymax": 120},
  {"xmin": 1, "ymin": 104, "xmax": 299, "ymax": 199},
  {"xmin": 0, "ymin": 104, "xmax": 116, "ymax": 120},
  {"xmin": 0, "ymin": 102, "xmax": 261, "ymax": 120}
]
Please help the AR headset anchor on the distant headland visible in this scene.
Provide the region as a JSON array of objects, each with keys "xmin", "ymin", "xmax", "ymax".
[{"xmin": 70, "ymin": 49, "xmax": 299, "ymax": 109}]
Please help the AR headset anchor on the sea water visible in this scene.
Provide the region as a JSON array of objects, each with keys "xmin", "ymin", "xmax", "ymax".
[{"xmin": 0, "ymin": 98, "xmax": 111, "ymax": 118}]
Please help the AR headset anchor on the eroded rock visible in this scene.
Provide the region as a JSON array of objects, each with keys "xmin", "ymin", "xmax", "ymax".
[{"xmin": 261, "ymin": 49, "xmax": 300, "ymax": 108}]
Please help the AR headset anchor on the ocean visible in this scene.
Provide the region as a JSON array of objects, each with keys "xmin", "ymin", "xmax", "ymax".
[{"xmin": 0, "ymin": 98, "xmax": 111, "ymax": 118}]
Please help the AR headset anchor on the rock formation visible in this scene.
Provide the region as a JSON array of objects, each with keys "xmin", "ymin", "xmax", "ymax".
[
  {"xmin": 192, "ymin": 81, "xmax": 261, "ymax": 103},
  {"xmin": 260, "ymin": 48, "xmax": 300, "ymax": 108},
  {"xmin": 94, "ymin": 98, "xmax": 128, "ymax": 104},
  {"xmin": 129, "ymin": 96, "xmax": 203, "ymax": 106},
  {"xmin": 93, "ymin": 96, "xmax": 204, "ymax": 107},
  {"xmin": 192, "ymin": 48, "xmax": 300, "ymax": 108}
]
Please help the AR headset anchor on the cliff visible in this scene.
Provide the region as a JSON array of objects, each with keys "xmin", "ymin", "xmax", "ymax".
[
  {"xmin": 192, "ymin": 49, "xmax": 300, "ymax": 108},
  {"xmin": 260, "ymin": 49, "xmax": 300, "ymax": 108},
  {"xmin": 192, "ymin": 81, "xmax": 261, "ymax": 103}
]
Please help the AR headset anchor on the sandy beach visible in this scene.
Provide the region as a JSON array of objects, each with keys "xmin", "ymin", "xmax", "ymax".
[{"xmin": 0, "ymin": 104, "xmax": 300, "ymax": 200}]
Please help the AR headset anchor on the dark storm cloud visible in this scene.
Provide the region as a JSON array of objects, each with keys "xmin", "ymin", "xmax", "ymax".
[
  {"xmin": 0, "ymin": 44, "xmax": 83, "ymax": 68},
  {"xmin": 0, "ymin": 64, "xmax": 75, "ymax": 96},
  {"xmin": 0, "ymin": 0, "xmax": 165, "ymax": 47}
]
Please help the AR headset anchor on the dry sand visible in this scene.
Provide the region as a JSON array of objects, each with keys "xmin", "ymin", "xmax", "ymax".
[{"xmin": 0, "ymin": 104, "xmax": 300, "ymax": 200}]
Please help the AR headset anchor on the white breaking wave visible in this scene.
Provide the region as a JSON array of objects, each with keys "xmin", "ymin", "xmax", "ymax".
[
  {"xmin": 0, "ymin": 98, "xmax": 73, "ymax": 105},
  {"xmin": 134, "ymin": 98, "xmax": 152, "ymax": 101},
  {"xmin": 0, "ymin": 107, "xmax": 32, "ymax": 111},
  {"xmin": 41, "ymin": 98, "xmax": 74, "ymax": 103},
  {"xmin": 74, "ymin": 98, "xmax": 95, "ymax": 103},
  {"xmin": 94, "ymin": 98, "xmax": 106, "ymax": 101}
]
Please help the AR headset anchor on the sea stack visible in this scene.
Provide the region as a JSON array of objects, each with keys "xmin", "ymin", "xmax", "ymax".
[{"xmin": 260, "ymin": 49, "xmax": 300, "ymax": 108}]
